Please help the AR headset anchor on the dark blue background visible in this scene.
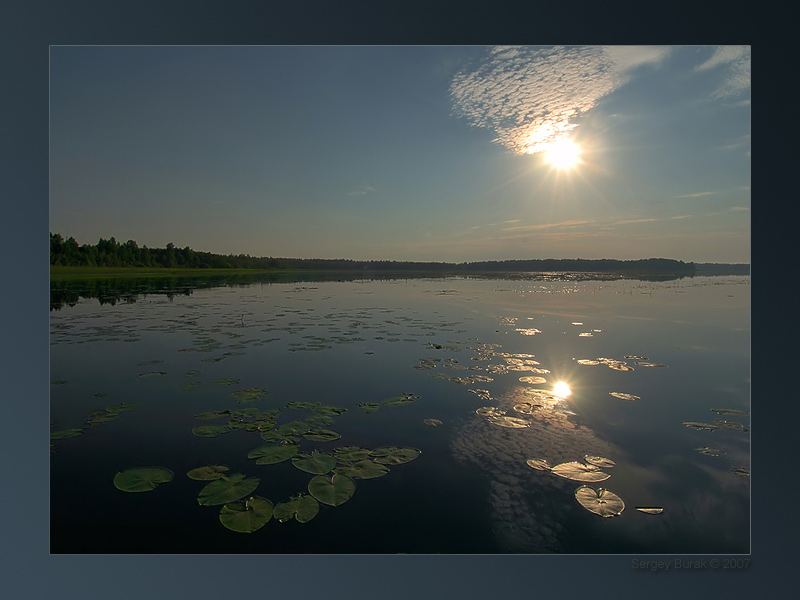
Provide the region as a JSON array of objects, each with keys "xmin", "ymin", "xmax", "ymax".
[{"xmin": 3, "ymin": 1, "xmax": 775, "ymax": 598}]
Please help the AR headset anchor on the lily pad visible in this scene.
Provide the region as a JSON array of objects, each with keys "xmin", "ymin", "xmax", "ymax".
[
  {"xmin": 303, "ymin": 429, "xmax": 342, "ymax": 442},
  {"xmin": 731, "ymin": 467, "xmax": 750, "ymax": 478},
  {"xmin": 195, "ymin": 410, "xmax": 231, "ymax": 420},
  {"xmin": 636, "ymin": 507, "xmax": 664, "ymax": 515},
  {"xmin": 114, "ymin": 467, "xmax": 174, "ymax": 493},
  {"xmin": 334, "ymin": 459, "xmax": 390, "ymax": 479},
  {"xmin": 260, "ymin": 430, "xmax": 299, "ymax": 444},
  {"xmin": 333, "ymin": 446, "xmax": 372, "ymax": 461},
  {"xmin": 286, "ymin": 401, "xmax": 318, "ymax": 410},
  {"xmin": 574, "ymin": 486, "xmax": 625, "ymax": 517},
  {"xmin": 551, "ymin": 462, "xmax": 611, "ymax": 482},
  {"xmin": 292, "ymin": 450, "xmax": 337, "ymax": 474},
  {"xmin": 577, "ymin": 359, "xmax": 600, "ymax": 366},
  {"xmin": 248, "ymin": 444, "xmax": 299, "ymax": 465},
  {"xmin": 192, "ymin": 425, "xmax": 230, "ymax": 438},
  {"xmin": 712, "ymin": 408, "xmax": 749, "ymax": 416},
  {"xmin": 696, "ymin": 446, "xmax": 724, "ymax": 457},
  {"xmin": 179, "ymin": 382, "xmax": 203, "ymax": 391},
  {"xmin": 513, "ymin": 403, "xmax": 538, "ymax": 415},
  {"xmin": 423, "ymin": 418, "xmax": 443, "ymax": 427},
  {"xmin": 382, "ymin": 396, "xmax": 416, "ymax": 407},
  {"xmin": 607, "ymin": 363, "xmax": 633, "ymax": 372},
  {"xmin": 526, "ymin": 458, "xmax": 551, "ymax": 471},
  {"xmin": 486, "ymin": 415, "xmax": 530, "ymax": 428},
  {"xmin": 358, "ymin": 402, "xmax": 381, "ymax": 413},
  {"xmin": 198, "ymin": 473, "xmax": 260, "ymax": 506},
  {"xmin": 305, "ymin": 414, "xmax": 335, "ymax": 427},
  {"xmin": 712, "ymin": 419, "xmax": 749, "ymax": 432},
  {"xmin": 609, "ymin": 392, "xmax": 640, "ymax": 401},
  {"xmin": 187, "ymin": 465, "xmax": 230, "ymax": 481},
  {"xmin": 278, "ymin": 420, "xmax": 311, "ymax": 436},
  {"xmin": 273, "ymin": 494, "xmax": 320, "ymax": 523},
  {"xmin": 308, "ymin": 473, "xmax": 356, "ymax": 506},
  {"xmin": 475, "ymin": 406, "xmax": 505, "ymax": 417},
  {"xmin": 584, "ymin": 455, "xmax": 616, "ymax": 468},
  {"xmin": 50, "ymin": 428, "xmax": 85, "ymax": 440},
  {"xmin": 219, "ymin": 496, "xmax": 273, "ymax": 533},
  {"xmin": 314, "ymin": 405, "xmax": 347, "ymax": 415},
  {"xmin": 370, "ymin": 447, "xmax": 421, "ymax": 465},
  {"xmin": 682, "ymin": 421, "xmax": 718, "ymax": 431},
  {"xmin": 519, "ymin": 376, "xmax": 547, "ymax": 384},
  {"xmin": 212, "ymin": 378, "xmax": 240, "ymax": 385}
]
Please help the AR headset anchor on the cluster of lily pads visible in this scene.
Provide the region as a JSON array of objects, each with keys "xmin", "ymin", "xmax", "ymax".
[
  {"xmin": 684, "ymin": 408, "xmax": 750, "ymax": 478},
  {"xmin": 526, "ymin": 454, "xmax": 663, "ymax": 518},
  {"xmin": 50, "ymin": 401, "xmax": 139, "ymax": 452},
  {"xmin": 109, "ymin": 390, "xmax": 424, "ymax": 533},
  {"xmin": 113, "ymin": 444, "xmax": 421, "ymax": 533},
  {"xmin": 576, "ymin": 355, "xmax": 668, "ymax": 371}
]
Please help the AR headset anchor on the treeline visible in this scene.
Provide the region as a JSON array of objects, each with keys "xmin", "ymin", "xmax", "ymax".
[{"xmin": 50, "ymin": 233, "xmax": 696, "ymax": 275}]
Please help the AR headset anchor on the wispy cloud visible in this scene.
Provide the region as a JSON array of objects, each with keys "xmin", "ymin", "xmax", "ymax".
[
  {"xmin": 347, "ymin": 186, "xmax": 376, "ymax": 197},
  {"xmin": 730, "ymin": 206, "xmax": 750, "ymax": 211},
  {"xmin": 450, "ymin": 45, "xmax": 671, "ymax": 155},
  {"xmin": 695, "ymin": 46, "xmax": 750, "ymax": 101},
  {"xmin": 675, "ymin": 191, "xmax": 717, "ymax": 198},
  {"xmin": 502, "ymin": 219, "xmax": 593, "ymax": 232},
  {"xmin": 613, "ymin": 218, "xmax": 658, "ymax": 226}
]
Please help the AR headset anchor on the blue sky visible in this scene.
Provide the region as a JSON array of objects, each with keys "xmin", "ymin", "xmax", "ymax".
[{"xmin": 49, "ymin": 45, "xmax": 750, "ymax": 263}]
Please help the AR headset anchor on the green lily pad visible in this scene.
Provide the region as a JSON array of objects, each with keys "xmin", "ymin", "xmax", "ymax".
[
  {"xmin": 50, "ymin": 428, "xmax": 85, "ymax": 440},
  {"xmin": 731, "ymin": 467, "xmax": 750, "ymax": 478},
  {"xmin": 187, "ymin": 465, "xmax": 230, "ymax": 481},
  {"xmin": 314, "ymin": 405, "xmax": 347, "ymax": 416},
  {"xmin": 192, "ymin": 425, "xmax": 230, "ymax": 438},
  {"xmin": 114, "ymin": 467, "xmax": 174, "ymax": 493},
  {"xmin": 292, "ymin": 451, "xmax": 337, "ymax": 474},
  {"xmin": 305, "ymin": 414, "xmax": 335, "ymax": 427},
  {"xmin": 219, "ymin": 496, "xmax": 273, "ymax": 533},
  {"xmin": 333, "ymin": 446, "xmax": 372, "ymax": 461},
  {"xmin": 106, "ymin": 402, "xmax": 139, "ymax": 413},
  {"xmin": 286, "ymin": 401, "xmax": 318, "ymax": 410},
  {"xmin": 183, "ymin": 370, "xmax": 202, "ymax": 377},
  {"xmin": 382, "ymin": 396, "xmax": 416, "ymax": 406},
  {"xmin": 334, "ymin": 459, "xmax": 389, "ymax": 480},
  {"xmin": 233, "ymin": 387, "xmax": 266, "ymax": 402},
  {"xmin": 308, "ymin": 473, "xmax": 356, "ymax": 506},
  {"xmin": 551, "ymin": 461, "xmax": 611, "ymax": 482},
  {"xmin": 213, "ymin": 378, "xmax": 240, "ymax": 385},
  {"xmin": 278, "ymin": 420, "xmax": 311, "ymax": 436},
  {"xmin": 574, "ymin": 486, "xmax": 625, "ymax": 517},
  {"xmin": 303, "ymin": 429, "xmax": 342, "ymax": 442},
  {"xmin": 370, "ymin": 447, "xmax": 421, "ymax": 465},
  {"xmin": 273, "ymin": 494, "xmax": 320, "ymax": 523},
  {"xmin": 198, "ymin": 473, "xmax": 260, "ymax": 506},
  {"xmin": 232, "ymin": 407, "xmax": 263, "ymax": 418},
  {"xmin": 260, "ymin": 430, "xmax": 299, "ymax": 444},
  {"xmin": 358, "ymin": 402, "xmax": 381, "ymax": 413},
  {"xmin": 195, "ymin": 410, "xmax": 231, "ymax": 420},
  {"xmin": 138, "ymin": 371, "xmax": 167, "ymax": 377},
  {"xmin": 248, "ymin": 444, "xmax": 299, "ymax": 465}
]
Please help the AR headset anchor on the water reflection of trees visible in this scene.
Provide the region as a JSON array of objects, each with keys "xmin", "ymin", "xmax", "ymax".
[{"xmin": 50, "ymin": 270, "xmax": 694, "ymax": 311}]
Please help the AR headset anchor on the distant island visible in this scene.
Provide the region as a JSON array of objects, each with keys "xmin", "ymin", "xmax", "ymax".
[{"xmin": 50, "ymin": 233, "xmax": 748, "ymax": 277}]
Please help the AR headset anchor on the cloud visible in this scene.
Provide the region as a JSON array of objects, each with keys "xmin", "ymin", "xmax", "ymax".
[
  {"xmin": 450, "ymin": 45, "xmax": 671, "ymax": 155},
  {"xmin": 502, "ymin": 219, "xmax": 593, "ymax": 232},
  {"xmin": 347, "ymin": 186, "xmax": 376, "ymax": 197},
  {"xmin": 675, "ymin": 191, "xmax": 718, "ymax": 198},
  {"xmin": 695, "ymin": 46, "xmax": 750, "ymax": 100}
]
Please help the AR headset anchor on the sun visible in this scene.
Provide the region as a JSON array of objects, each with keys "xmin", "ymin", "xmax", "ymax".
[
  {"xmin": 553, "ymin": 381, "xmax": 572, "ymax": 398},
  {"xmin": 544, "ymin": 139, "xmax": 581, "ymax": 170}
]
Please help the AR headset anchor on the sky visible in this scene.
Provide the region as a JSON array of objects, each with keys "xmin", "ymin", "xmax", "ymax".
[{"xmin": 49, "ymin": 45, "xmax": 750, "ymax": 263}]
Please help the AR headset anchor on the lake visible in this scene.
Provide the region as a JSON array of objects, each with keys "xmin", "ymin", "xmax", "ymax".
[{"xmin": 50, "ymin": 272, "xmax": 750, "ymax": 553}]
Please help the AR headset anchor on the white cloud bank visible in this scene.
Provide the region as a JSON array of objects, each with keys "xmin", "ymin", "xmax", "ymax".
[
  {"xmin": 695, "ymin": 45, "xmax": 750, "ymax": 100},
  {"xmin": 450, "ymin": 45, "xmax": 671, "ymax": 155}
]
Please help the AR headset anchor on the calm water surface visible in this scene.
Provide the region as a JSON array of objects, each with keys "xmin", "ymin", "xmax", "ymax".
[{"xmin": 50, "ymin": 274, "xmax": 750, "ymax": 553}]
